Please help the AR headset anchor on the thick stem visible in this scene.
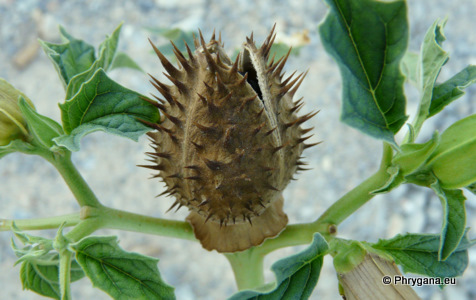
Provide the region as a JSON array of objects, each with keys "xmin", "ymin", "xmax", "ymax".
[
  {"xmin": 225, "ymin": 249, "xmax": 265, "ymax": 290},
  {"xmin": 98, "ymin": 207, "xmax": 195, "ymax": 241},
  {"xmin": 44, "ymin": 151, "xmax": 102, "ymax": 208},
  {"xmin": 59, "ymin": 249, "xmax": 73, "ymax": 300},
  {"xmin": 255, "ymin": 143, "xmax": 393, "ymax": 255},
  {"xmin": 313, "ymin": 143, "xmax": 393, "ymax": 227},
  {"xmin": 0, "ymin": 213, "xmax": 81, "ymax": 231}
]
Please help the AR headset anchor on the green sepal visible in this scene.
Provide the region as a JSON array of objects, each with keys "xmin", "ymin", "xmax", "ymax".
[
  {"xmin": 330, "ymin": 239, "xmax": 367, "ymax": 274},
  {"xmin": 18, "ymin": 96, "xmax": 63, "ymax": 149},
  {"xmin": 228, "ymin": 233, "xmax": 328, "ymax": 300},
  {"xmin": 393, "ymin": 131, "xmax": 440, "ymax": 175},
  {"xmin": 0, "ymin": 139, "xmax": 36, "ymax": 159}
]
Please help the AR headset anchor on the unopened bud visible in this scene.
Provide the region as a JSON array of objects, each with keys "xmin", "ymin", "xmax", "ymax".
[
  {"xmin": 428, "ymin": 114, "xmax": 476, "ymax": 189},
  {"xmin": 0, "ymin": 79, "xmax": 34, "ymax": 145}
]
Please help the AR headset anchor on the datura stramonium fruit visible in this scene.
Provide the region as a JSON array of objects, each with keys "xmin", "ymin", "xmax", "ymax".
[{"xmin": 141, "ymin": 25, "xmax": 318, "ymax": 252}]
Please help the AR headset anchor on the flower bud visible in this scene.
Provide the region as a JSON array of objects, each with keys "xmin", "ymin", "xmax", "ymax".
[
  {"xmin": 338, "ymin": 253, "xmax": 420, "ymax": 300},
  {"xmin": 428, "ymin": 114, "xmax": 476, "ymax": 189},
  {"xmin": 0, "ymin": 79, "xmax": 34, "ymax": 146}
]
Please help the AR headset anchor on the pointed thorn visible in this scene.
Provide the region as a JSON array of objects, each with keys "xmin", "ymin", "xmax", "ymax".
[
  {"xmin": 264, "ymin": 126, "xmax": 277, "ymax": 136},
  {"xmin": 296, "ymin": 134, "xmax": 314, "ymax": 144},
  {"xmin": 197, "ymin": 93, "xmax": 208, "ymax": 106},
  {"xmin": 166, "ymin": 200, "xmax": 180, "ymax": 213},
  {"xmin": 264, "ymin": 182, "xmax": 279, "ymax": 191},
  {"xmin": 210, "ymin": 29, "xmax": 216, "ymax": 41},
  {"xmin": 137, "ymin": 164, "xmax": 166, "ymax": 171},
  {"xmin": 289, "ymin": 71, "xmax": 308, "ymax": 97},
  {"xmin": 161, "ymin": 111, "xmax": 183, "ymax": 127},
  {"xmin": 204, "ymin": 159, "xmax": 226, "ymax": 171},
  {"xmin": 141, "ymin": 96, "xmax": 166, "ymax": 111},
  {"xmin": 185, "ymin": 165, "xmax": 201, "ymax": 171},
  {"xmin": 256, "ymin": 107, "xmax": 265, "ymax": 118},
  {"xmin": 198, "ymin": 200, "xmax": 209, "ymax": 207},
  {"xmin": 230, "ymin": 53, "xmax": 240, "ymax": 75},
  {"xmin": 192, "ymin": 32, "xmax": 200, "ymax": 49},
  {"xmin": 148, "ymin": 38, "xmax": 181, "ymax": 77},
  {"xmin": 184, "ymin": 41, "xmax": 196, "ymax": 64},
  {"xmin": 239, "ymin": 95, "xmax": 257, "ymax": 112},
  {"xmin": 252, "ymin": 122, "xmax": 266, "ymax": 136},
  {"xmin": 170, "ymin": 40, "xmax": 193, "ymax": 73},
  {"xmin": 204, "ymin": 82, "xmax": 215, "ymax": 95},
  {"xmin": 204, "ymin": 212, "xmax": 215, "ymax": 223},
  {"xmin": 273, "ymin": 47, "xmax": 292, "ymax": 77},
  {"xmin": 191, "ymin": 141, "xmax": 204, "ymax": 151},
  {"xmin": 246, "ymin": 215, "xmax": 253, "ymax": 225},
  {"xmin": 163, "ymin": 73, "xmax": 189, "ymax": 95},
  {"xmin": 304, "ymin": 141, "xmax": 322, "ymax": 149}
]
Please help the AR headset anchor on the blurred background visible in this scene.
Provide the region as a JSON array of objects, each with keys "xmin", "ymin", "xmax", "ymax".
[{"xmin": 1, "ymin": 0, "xmax": 475, "ymax": 299}]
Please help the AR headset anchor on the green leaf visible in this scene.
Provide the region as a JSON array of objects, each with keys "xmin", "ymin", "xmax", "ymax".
[
  {"xmin": 72, "ymin": 236, "xmax": 175, "ymax": 300},
  {"xmin": 429, "ymin": 65, "xmax": 476, "ymax": 117},
  {"xmin": 401, "ymin": 51, "xmax": 419, "ymax": 86},
  {"xmin": 319, "ymin": 0, "xmax": 408, "ymax": 144},
  {"xmin": 228, "ymin": 233, "xmax": 328, "ymax": 300},
  {"xmin": 55, "ymin": 69, "xmax": 159, "ymax": 151},
  {"xmin": 18, "ymin": 96, "xmax": 63, "ymax": 149},
  {"xmin": 430, "ymin": 183, "xmax": 466, "ymax": 260},
  {"xmin": 40, "ymin": 27, "xmax": 96, "ymax": 88},
  {"xmin": 411, "ymin": 19, "xmax": 449, "ymax": 138},
  {"xmin": 110, "ymin": 52, "xmax": 144, "ymax": 72},
  {"xmin": 20, "ymin": 255, "xmax": 85, "ymax": 300},
  {"xmin": 372, "ymin": 231, "xmax": 475, "ymax": 279},
  {"xmin": 65, "ymin": 24, "xmax": 123, "ymax": 99}
]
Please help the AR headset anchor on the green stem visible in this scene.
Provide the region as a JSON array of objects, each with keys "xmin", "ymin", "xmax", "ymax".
[
  {"xmin": 313, "ymin": 142, "xmax": 393, "ymax": 227},
  {"xmin": 43, "ymin": 151, "xmax": 102, "ymax": 208},
  {"xmin": 256, "ymin": 143, "xmax": 393, "ymax": 255},
  {"xmin": 59, "ymin": 249, "xmax": 73, "ymax": 300},
  {"xmin": 0, "ymin": 213, "xmax": 81, "ymax": 231},
  {"xmin": 225, "ymin": 249, "xmax": 265, "ymax": 290},
  {"xmin": 98, "ymin": 207, "xmax": 195, "ymax": 241}
]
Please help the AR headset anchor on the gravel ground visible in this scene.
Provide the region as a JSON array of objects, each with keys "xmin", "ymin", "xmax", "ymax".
[{"xmin": 1, "ymin": 0, "xmax": 476, "ymax": 299}]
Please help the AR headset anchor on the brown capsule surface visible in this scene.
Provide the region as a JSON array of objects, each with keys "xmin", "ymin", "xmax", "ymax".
[{"xmin": 144, "ymin": 26, "xmax": 317, "ymax": 252}]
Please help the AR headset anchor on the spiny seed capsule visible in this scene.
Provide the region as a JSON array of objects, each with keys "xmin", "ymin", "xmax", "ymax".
[{"xmin": 141, "ymin": 25, "xmax": 318, "ymax": 252}]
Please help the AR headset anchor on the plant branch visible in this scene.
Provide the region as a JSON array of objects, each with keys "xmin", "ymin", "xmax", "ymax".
[
  {"xmin": 225, "ymin": 249, "xmax": 265, "ymax": 290},
  {"xmin": 59, "ymin": 249, "xmax": 73, "ymax": 300},
  {"xmin": 43, "ymin": 151, "xmax": 102, "ymax": 208},
  {"xmin": 255, "ymin": 143, "xmax": 394, "ymax": 255},
  {"xmin": 97, "ymin": 207, "xmax": 195, "ymax": 241},
  {"xmin": 313, "ymin": 142, "xmax": 393, "ymax": 227},
  {"xmin": 0, "ymin": 213, "xmax": 81, "ymax": 231}
]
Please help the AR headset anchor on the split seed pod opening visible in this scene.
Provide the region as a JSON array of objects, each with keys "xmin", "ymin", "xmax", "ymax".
[{"xmin": 142, "ymin": 25, "xmax": 318, "ymax": 252}]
